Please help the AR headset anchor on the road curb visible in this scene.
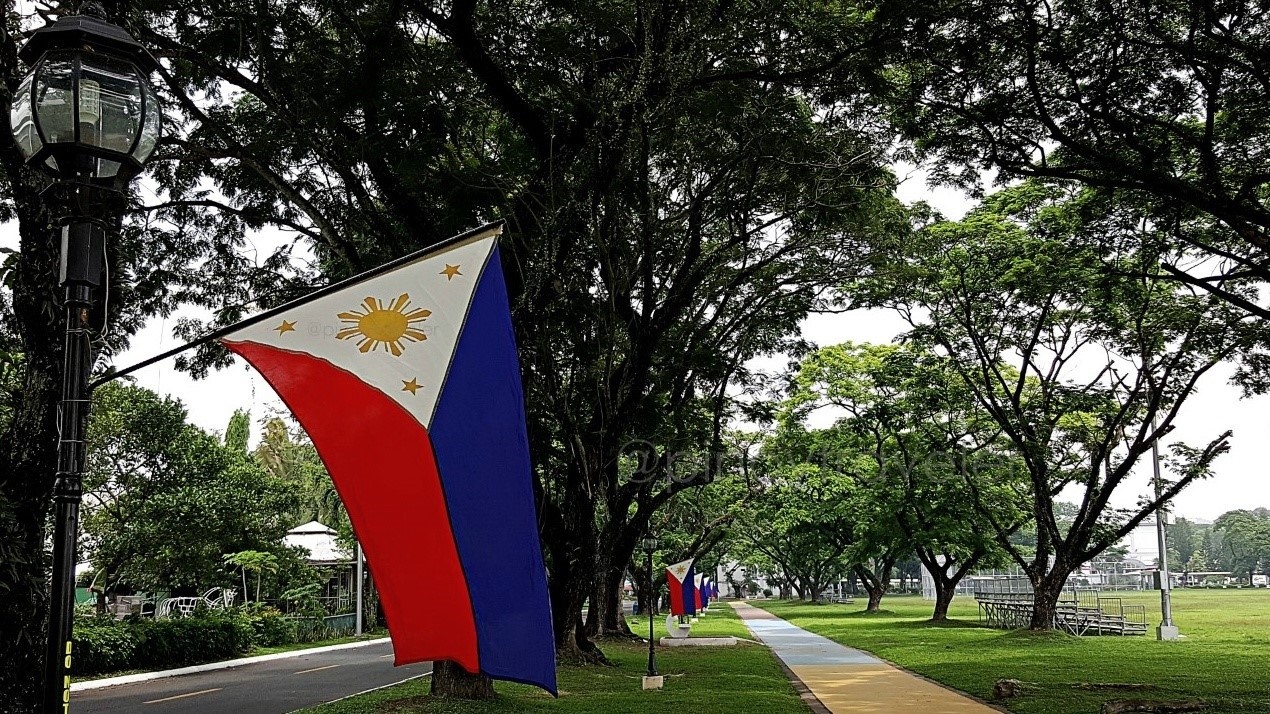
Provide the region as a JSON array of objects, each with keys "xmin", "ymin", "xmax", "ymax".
[{"xmin": 71, "ymin": 637, "xmax": 393, "ymax": 691}]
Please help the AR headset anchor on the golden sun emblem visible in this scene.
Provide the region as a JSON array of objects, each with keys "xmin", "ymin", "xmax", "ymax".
[{"xmin": 336, "ymin": 293, "xmax": 431, "ymax": 356}]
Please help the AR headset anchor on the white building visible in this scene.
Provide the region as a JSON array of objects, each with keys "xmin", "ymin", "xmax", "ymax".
[{"xmin": 283, "ymin": 521, "xmax": 358, "ymax": 612}]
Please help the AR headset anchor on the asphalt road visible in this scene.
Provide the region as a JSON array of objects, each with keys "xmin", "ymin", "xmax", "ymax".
[{"xmin": 71, "ymin": 642, "xmax": 431, "ymax": 714}]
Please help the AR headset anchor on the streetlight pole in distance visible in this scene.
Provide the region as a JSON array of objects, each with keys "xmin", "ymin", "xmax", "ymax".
[
  {"xmin": 641, "ymin": 535, "xmax": 662, "ymax": 691},
  {"xmin": 1151, "ymin": 418, "xmax": 1180, "ymax": 641},
  {"xmin": 9, "ymin": 7, "xmax": 162, "ymax": 710}
]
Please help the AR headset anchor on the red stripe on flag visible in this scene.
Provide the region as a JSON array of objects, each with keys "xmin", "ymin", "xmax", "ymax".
[
  {"xmin": 666, "ymin": 571, "xmax": 684, "ymax": 615},
  {"xmin": 224, "ymin": 340, "xmax": 480, "ymax": 671}
]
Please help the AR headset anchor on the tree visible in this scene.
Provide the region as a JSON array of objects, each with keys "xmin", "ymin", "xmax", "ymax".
[
  {"xmin": 81, "ymin": 383, "xmax": 299, "ymax": 596},
  {"xmin": 855, "ymin": 184, "xmax": 1269, "ymax": 628},
  {"xmin": 1170, "ymin": 517, "xmax": 1202, "ymax": 569},
  {"xmin": 888, "ymin": 0, "xmax": 1270, "ymax": 323},
  {"xmin": 0, "ymin": 0, "xmax": 913, "ymax": 701},
  {"xmin": 224, "ymin": 409, "xmax": 251, "ymax": 454},
  {"xmin": 625, "ymin": 459, "xmax": 745, "ymax": 624},
  {"xmin": 222, "ymin": 551, "xmax": 279, "ymax": 603},
  {"xmin": 848, "ymin": 502, "xmax": 909, "ymax": 613},
  {"xmin": 786, "ymin": 342, "xmax": 1021, "ymax": 619},
  {"xmin": 254, "ymin": 416, "xmax": 346, "ymax": 531},
  {"xmin": 103, "ymin": 1, "xmax": 912, "ymax": 681},
  {"xmin": 736, "ymin": 462, "xmax": 858, "ymax": 603},
  {"xmin": 1212, "ymin": 509, "xmax": 1270, "ymax": 581}
]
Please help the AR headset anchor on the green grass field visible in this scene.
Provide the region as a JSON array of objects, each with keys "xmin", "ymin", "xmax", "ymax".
[
  {"xmin": 759, "ymin": 589, "xmax": 1270, "ymax": 714},
  {"xmin": 301, "ymin": 604, "xmax": 807, "ymax": 713}
]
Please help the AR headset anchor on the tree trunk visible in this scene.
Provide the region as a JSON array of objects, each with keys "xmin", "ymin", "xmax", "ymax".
[
  {"xmin": 0, "ymin": 171, "xmax": 67, "ymax": 712},
  {"xmin": 585, "ymin": 556, "xmax": 633, "ymax": 638},
  {"xmin": 1030, "ymin": 576, "xmax": 1066, "ymax": 630},
  {"xmin": 931, "ymin": 583, "xmax": 955, "ymax": 621},
  {"xmin": 540, "ymin": 468, "xmax": 609, "ymax": 663},
  {"xmin": 430, "ymin": 660, "xmax": 495, "ymax": 700},
  {"xmin": 855, "ymin": 561, "xmax": 893, "ymax": 613},
  {"xmin": 866, "ymin": 588, "xmax": 884, "ymax": 611}
]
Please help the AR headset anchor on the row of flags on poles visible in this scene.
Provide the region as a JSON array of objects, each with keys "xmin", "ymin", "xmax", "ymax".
[{"xmin": 665, "ymin": 559, "xmax": 718, "ymax": 616}]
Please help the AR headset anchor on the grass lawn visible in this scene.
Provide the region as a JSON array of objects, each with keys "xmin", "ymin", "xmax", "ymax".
[
  {"xmin": 758, "ymin": 589, "xmax": 1270, "ymax": 714},
  {"xmin": 301, "ymin": 604, "xmax": 808, "ymax": 714}
]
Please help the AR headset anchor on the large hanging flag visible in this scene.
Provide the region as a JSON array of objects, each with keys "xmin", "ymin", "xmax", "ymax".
[
  {"xmin": 666, "ymin": 559, "xmax": 697, "ymax": 616},
  {"xmin": 220, "ymin": 223, "xmax": 556, "ymax": 694}
]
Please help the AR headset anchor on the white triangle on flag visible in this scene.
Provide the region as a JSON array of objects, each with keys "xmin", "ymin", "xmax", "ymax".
[
  {"xmin": 223, "ymin": 230, "xmax": 497, "ymax": 430},
  {"xmin": 666, "ymin": 558, "xmax": 693, "ymax": 585}
]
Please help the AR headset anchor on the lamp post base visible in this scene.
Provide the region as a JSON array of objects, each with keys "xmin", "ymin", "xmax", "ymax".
[
  {"xmin": 642, "ymin": 675, "xmax": 664, "ymax": 691},
  {"xmin": 1156, "ymin": 625, "xmax": 1181, "ymax": 641}
]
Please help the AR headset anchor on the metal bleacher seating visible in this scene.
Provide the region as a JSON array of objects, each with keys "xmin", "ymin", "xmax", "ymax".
[{"xmin": 973, "ymin": 578, "xmax": 1147, "ymax": 636}]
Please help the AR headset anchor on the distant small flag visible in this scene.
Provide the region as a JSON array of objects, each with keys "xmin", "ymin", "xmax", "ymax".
[
  {"xmin": 693, "ymin": 573, "xmax": 703, "ymax": 611},
  {"xmin": 666, "ymin": 559, "xmax": 697, "ymax": 616}
]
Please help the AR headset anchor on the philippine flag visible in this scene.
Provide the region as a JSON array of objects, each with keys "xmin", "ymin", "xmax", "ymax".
[
  {"xmin": 666, "ymin": 559, "xmax": 697, "ymax": 616},
  {"xmin": 693, "ymin": 573, "xmax": 703, "ymax": 611},
  {"xmin": 220, "ymin": 223, "xmax": 556, "ymax": 694}
]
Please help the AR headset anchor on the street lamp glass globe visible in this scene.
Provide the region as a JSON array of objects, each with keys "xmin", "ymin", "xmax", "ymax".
[
  {"xmin": 9, "ymin": 14, "xmax": 161, "ymax": 189},
  {"xmin": 642, "ymin": 536, "xmax": 659, "ymax": 553}
]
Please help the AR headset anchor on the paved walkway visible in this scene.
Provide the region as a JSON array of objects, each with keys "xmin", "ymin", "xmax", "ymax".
[{"xmin": 732, "ymin": 602, "xmax": 1000, "ymax": 713}]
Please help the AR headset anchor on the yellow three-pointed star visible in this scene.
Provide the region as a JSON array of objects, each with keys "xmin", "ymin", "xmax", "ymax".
[
  {"xmin": 275, "ymin": 320, "xmax": 297, "ymax": 335},
  {"xmin": 440, "ymin": 264, "xmax": 462, "ymax": 280},
  {"xmin": 401, "ymin": 378, "xmax": 422, "ymax": 395}
]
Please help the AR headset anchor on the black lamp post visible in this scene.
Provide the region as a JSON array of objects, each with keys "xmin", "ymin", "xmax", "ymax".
[
  {"xmin": 641, "ymin": 535, "xmax": 659, "ymax": 678},
  {"xmin": 10, "ymin": 8, "xmax": 161, "ymax": 712}
]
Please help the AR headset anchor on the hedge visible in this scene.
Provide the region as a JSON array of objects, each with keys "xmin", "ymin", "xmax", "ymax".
[{"xmin": 72, "ymin": 608, "xmax": 298, "ymax": 676}]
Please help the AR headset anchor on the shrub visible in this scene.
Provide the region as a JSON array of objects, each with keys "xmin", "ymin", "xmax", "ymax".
[
  {"xmin": 73, "ymin": 621, "xmax": 138, "ymax": 676},
  {"xmin": 70, "ymin": 605, "xmax": 347, "ymax": 676},
  {"xmin": 248, "ymin": 608, "xmax": 297, "ymax": 647},
  {"xmin": 290, "ymin": 617, "xmax": 333, "ymax": 643},
  {"xmin": 72, "ymin": 610, "xmax": 255, "ymax": 675},
  {"xmin": 131, "ymin": 611, "xmax": 254, "ymax": 668}
]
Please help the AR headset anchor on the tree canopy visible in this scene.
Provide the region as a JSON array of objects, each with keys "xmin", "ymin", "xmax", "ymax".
[
  {"xmin": 82, "ymin": 383, "xmax": 298, "ymax": 595},
  {"xmin": 853, "ymin": 182, "xmax": 1269, "ymax": 625},
  {"xmin": 888, "ymin": 0, "xmax": 1270, "ymax": 320}
]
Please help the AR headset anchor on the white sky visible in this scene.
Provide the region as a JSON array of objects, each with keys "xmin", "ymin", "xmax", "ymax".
[{"xmin": 3, "ymin": 165, "xmax": 1265, "ymax": 522}]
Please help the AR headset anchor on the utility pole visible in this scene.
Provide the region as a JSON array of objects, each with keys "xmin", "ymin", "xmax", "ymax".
[
  {"xmin": 355, "ymin": 542, "xmax": 365, "ymax": 636},
  {"xmin": 1152, "ymin": 421, "xmax": 1180, "ymax": 641}
]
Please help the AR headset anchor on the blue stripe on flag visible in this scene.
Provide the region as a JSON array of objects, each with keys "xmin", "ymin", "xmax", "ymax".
[{"xmin": 429, "ymin": 246, "xmax": 557, "ymax": 694}]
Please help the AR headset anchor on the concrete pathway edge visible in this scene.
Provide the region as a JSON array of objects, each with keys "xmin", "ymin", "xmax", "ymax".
[{"xmin": 71, "ymin": 636, "xmax": 393, "ymax": 691}]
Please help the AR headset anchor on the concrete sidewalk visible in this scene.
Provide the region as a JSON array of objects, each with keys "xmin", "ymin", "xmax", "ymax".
[{"xmin": 732, "ymin": 602, "xmax": 1001, "ymax": 713}]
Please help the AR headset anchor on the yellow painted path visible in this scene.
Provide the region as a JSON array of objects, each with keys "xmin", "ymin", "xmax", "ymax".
[{"xmin": 732, "ymin": 602, "xmax": 1002, "ymax": 713}]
